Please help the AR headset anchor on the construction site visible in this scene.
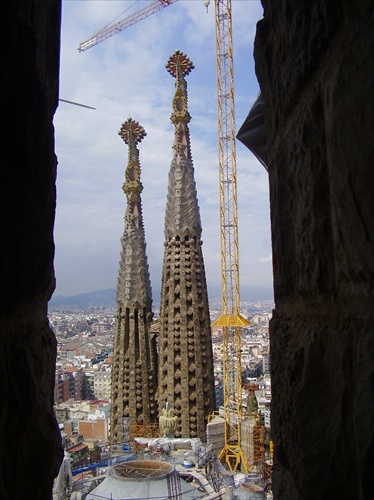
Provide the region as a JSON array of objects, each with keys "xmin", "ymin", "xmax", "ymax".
[{"xmin": 55, "ymin": 413, "xmax": 273, "ymax": 499}]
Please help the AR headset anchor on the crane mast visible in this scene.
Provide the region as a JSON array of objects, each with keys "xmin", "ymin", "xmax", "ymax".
[
  {"xmin": 79, "ymin": 0, "xmax": 249, "ymax": 473},
  {"xmin": 215, "ymin": 0, "xmax": 239, "ymax": 319},
  {"xmin": 211, "ymin": 0, "xmax": 249, "ymax": 472}
]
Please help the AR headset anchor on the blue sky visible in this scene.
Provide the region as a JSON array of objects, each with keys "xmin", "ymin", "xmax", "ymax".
[{"xmin": 53, "ymin": 0, "xmax": 273, "ymax": 302}]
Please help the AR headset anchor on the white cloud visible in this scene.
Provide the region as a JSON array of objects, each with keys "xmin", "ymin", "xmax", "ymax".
[
  {"xmin": 260, "ymin": 254, "xmax": 273, "ymax": 263},
  {"xmin": 53, "ymin": 0, "xmax": 271, "ymax": 300}
]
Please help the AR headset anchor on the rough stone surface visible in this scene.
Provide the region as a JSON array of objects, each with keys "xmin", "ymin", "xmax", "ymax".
[
  {"xmin": 0, "ymin": 1, "xmax": 63, "ymax": 498},
  {"xmin": 254, "ymin": 1, "xmax": 374, "ymax": 498}
]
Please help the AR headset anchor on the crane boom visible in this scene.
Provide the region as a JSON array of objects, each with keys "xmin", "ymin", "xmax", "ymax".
[{"xmin": 78, "ymin": 0, "xmax": 179, "ymax": 52}]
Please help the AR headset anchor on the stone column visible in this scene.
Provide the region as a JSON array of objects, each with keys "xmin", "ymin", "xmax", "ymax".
[
  {"xmin": 254, "ymin": 1, "xmax": 374, "ymax": 498},
  {"xmin": 0, "ymin": 1, "xmax": 64, "ymax": 498}
]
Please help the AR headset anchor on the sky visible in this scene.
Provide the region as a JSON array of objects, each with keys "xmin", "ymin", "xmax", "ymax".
[{"xmin": 53, "ymin": 0, "xmax": 273, "ymax": 303}]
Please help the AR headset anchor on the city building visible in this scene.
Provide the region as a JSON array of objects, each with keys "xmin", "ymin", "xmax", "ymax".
[{"xmin": 94, "ymin": 369, "xmax": 112, "ymax": 401}]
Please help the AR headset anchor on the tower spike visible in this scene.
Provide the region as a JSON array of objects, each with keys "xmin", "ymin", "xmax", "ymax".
[
  {"xmin": 158, "ymin": 52, "xmax": 215, "ymax": 439},
  {"xmin": 110, "ymin": 118, "xmax": 158, "ymax": 443}
]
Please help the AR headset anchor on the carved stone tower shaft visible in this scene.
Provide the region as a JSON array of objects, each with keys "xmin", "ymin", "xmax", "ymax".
[
  {"xmin": 158, "ymin": 51, "xmax": 216, "ymax": 439},
  {"xmin": 110, "ymin": 119, "xmax": 158, "ymax": 443}
]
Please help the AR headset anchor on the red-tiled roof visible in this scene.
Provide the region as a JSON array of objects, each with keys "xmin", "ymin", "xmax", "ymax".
[{"xmin": 68, "ymin": 442, "xmax": 88, "ymax": 453}]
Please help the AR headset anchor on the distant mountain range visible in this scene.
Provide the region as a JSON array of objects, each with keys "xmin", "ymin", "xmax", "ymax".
[
  {"xmin": 49, "ymin": 288, "xmax": 116, "ymax": 310},
  {"xmin": 49, "ymin": 285, "xmax": 273, "ymax": 311}
]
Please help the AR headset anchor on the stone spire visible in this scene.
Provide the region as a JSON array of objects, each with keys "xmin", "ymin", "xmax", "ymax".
[
  {"xmin": 158, "ymin": 51, "xmax": 216, "ymax": 439},
  {"xmin": 110, "ymin": 118, "xmax": 158, "ymax": 443}
]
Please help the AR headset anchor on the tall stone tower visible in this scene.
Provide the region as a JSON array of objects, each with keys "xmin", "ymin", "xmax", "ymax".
[
  {"xmin": 110, "ymin": 118, "xmax": 158, "ymax": 443},
  {"xmin": 158, "ymin": 51, "xmax": 216, "ymax": 439}
]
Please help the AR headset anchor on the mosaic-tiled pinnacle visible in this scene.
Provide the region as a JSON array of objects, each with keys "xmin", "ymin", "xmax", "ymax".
[
  {"xmin": 158, "ymin": 51, "xmax": 216, "ymax": 439},
  {"xmin": 110, "ymin": 118, "xmax": 158, "ymax": 443}
]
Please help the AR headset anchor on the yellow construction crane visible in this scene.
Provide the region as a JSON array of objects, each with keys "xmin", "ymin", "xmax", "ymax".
[
  {"xmin": 208, "ymin": 0, "xmax": 250, "ymax": 473},
  {"xmin": 78, "ymin": 0, "xmax": 249, "ymax": 472}
]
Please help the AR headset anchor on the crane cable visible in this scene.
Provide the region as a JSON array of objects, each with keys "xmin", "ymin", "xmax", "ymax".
[{"xmin": 92, "ymin": 1, "xmax": 140, "ymax": 37}]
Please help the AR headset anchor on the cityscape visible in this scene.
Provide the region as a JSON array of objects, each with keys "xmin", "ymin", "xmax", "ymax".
[{"xmin": 50, "ymin": 296, "xmax": 273, "ymax": 499}]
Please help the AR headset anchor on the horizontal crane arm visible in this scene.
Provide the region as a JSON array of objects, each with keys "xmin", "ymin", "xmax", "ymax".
[{"xmin": 78, "ymin": 0, "xmax": 180, "ymax": 52}]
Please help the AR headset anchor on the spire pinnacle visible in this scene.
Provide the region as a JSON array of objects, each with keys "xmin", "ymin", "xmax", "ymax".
[
  {"xmin": 119, "ymin": 117, "xmax": 147, "ymax": 145},
  {"xmin": 166, "ymin": 50, "xmax": 194, "ymax": 126},
  {"xmin": 166, "ymin": 49, "xmax": 194, "ymax": 78},
  {"xmin": 159, "ymin": 51, "xmax": 215, "ymax": 438},
  {"xmin": 111, "ymin": 117, "xmax": 157, "ymax": 438},
  {"xmin": 118, "ymin": 118, "xmax": 146, "ymax": 201}
]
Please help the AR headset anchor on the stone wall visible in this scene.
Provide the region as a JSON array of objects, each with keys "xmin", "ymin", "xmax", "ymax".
[
  {"xmin": 0, "ymin": 1, "xmax": 63, "ymax": 498},
  {"xmin": 254, "ymin": 1, "xmax": 374, "ymax": 498}
]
